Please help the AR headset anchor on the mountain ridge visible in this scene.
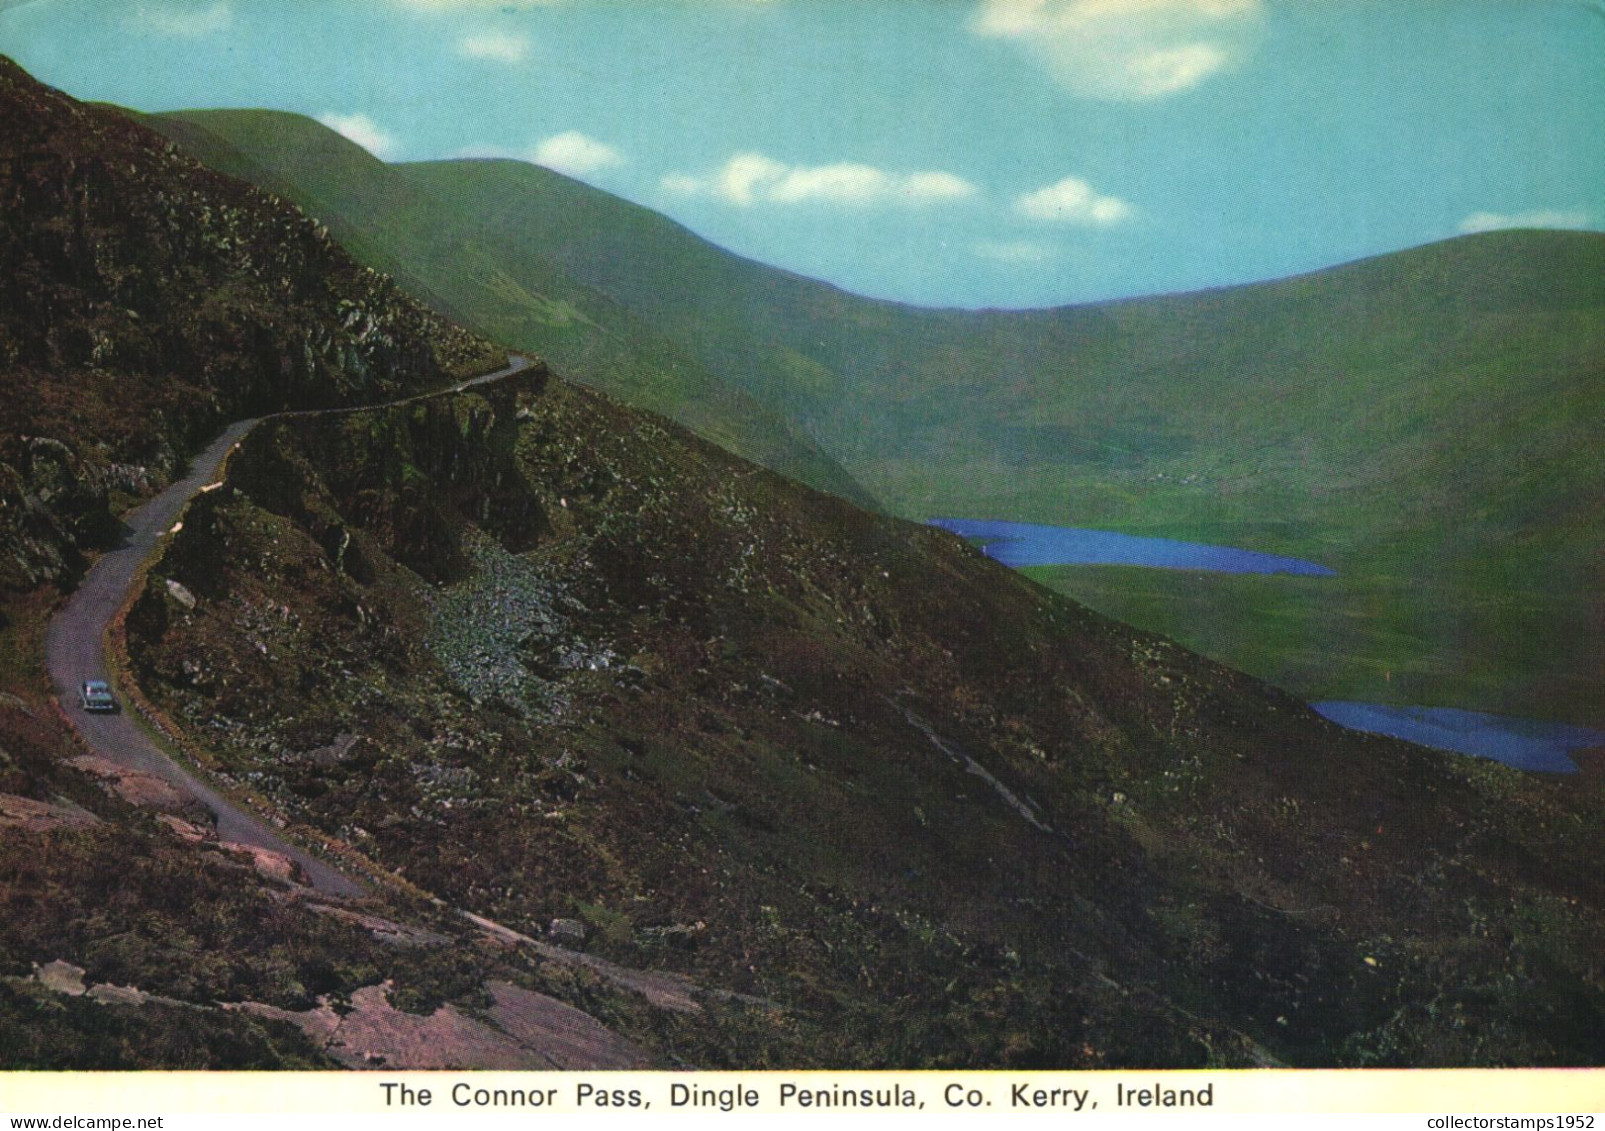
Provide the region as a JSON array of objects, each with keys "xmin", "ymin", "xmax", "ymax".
[{"xmin": 142, "ymin": 108, "xmax": 879, "ymax": 510}]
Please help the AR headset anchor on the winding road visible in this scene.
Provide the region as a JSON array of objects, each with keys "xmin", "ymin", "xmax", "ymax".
[{"xmin": 44, "ymin": 356, "xmax": 533, "ymax": 898}]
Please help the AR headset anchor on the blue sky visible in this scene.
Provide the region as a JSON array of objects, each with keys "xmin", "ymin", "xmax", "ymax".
[{"xmin": 2, "ymin": 0, "xmax": 1601, "ymax": 308}]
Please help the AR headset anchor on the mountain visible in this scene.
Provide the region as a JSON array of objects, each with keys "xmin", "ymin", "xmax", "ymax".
[
  {"xmin": 140, "ymin": 109, "xmax": 877, "ymax": 510},
  {"xmin": 140, "ymin": 107, "xmax": 1605, "ymax": 725},
  {"xmin": 2, "ymin": 58, "xmax": 1600, "ymax": 1068},
  {"xmin": 355, "ymin": 175, "xmax": 1605, "ymax": 730}
]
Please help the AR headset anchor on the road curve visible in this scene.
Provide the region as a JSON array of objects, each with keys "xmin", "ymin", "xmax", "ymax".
[{"xmin": 44, "ymin": 355, "xmax": 533, "ymax": 898}]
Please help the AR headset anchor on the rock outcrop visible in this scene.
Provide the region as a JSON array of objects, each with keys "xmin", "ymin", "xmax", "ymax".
[{"xmin": 0, "ymin": 55, "xmax": 503, "ymax": 589}]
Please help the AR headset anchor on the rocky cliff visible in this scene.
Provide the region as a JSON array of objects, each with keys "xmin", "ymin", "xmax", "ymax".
[{"xmin": 0, "ymin": 56, "xmax": 502, "ymax": 589}]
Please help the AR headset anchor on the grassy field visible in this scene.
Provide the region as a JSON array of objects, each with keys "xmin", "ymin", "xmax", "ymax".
[{"xmin": 1029, "ymin": 565, "xmax": 1599, "ymax": 726}]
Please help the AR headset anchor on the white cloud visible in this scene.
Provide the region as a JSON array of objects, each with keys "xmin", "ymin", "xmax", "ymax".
[
  {"xmin": 132, "ymin": 1, "xmax": 231, "ymax": 38},
  {"xmin": 973, "ymin": 239, "xmax": 1054, "ymax": 263},
  {"xmin": 448, "ymin": 136, "xmax": 623, "ymax": 176},
  {"xmin": 1014, "ymin": 175, "xmax": 1134, "ymax": 225},
  {"xmin": 971, "ymin": 0, "xmax": 1264, "ymax": 101},
  {"xmin": 458, "ymin": 31, "xmax": 531, "ymax": 63},
  {"xmin": 708, "ymin": 153, "xmax": 790, "ymax": 206},
  {"xmin": 1458, "ymin": 209, "xmax": 1592, "ymax": 234},
  {"xmin": 664, "ymin": 153, "xmax": 979, "ymax": 209},
  {"xmin": 1125, "ymin": 41, "xmax": 1228, "ymax": 95},
  {"xmin": 532, "ymin": 131, "xmax": 624, "ymax": 176},
  {"xmin": 317, "ymin": 113, "xmax": 402, "ymax": 161},
  {"xmin": 903, "ymin": 171, "xmax": 983, "ymax": 203},
  {"xmin": 771, "ymin": 163, "xmax": 891, "ymax": 205}
]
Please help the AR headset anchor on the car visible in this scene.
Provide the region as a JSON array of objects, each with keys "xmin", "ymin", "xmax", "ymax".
[{"xmin": 78, "ymin": 680, "xmax": 117, "ymax": 712}]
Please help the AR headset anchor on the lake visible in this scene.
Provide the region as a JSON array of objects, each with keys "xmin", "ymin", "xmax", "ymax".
[
  {"xmin": 927, "ymin": 518, "xmax": 1596, "ymax": 775},
  {"xmin": 927, "ymin": 518, "xmax": 1336, "ymax": 576},
  {"xmin": 1312, "ymin": 701, "xmax": 1602, "ymax": 774}
]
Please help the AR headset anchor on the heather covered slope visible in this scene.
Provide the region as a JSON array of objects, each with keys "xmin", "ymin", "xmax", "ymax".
[
  {"xmin": 141, "ymin": 109, "xmax": 876, "ymax": 509},
  {"xmin": 139, "ymin": 105, "xmax": 1605, "ymax": 723},
  {"xmin": 0, "ymin": 59, "xmax": 691, "ymax": 1069},
  {"xmin": 125, "ymin": 367, "xmax": 1605, "ymax": 1067}
]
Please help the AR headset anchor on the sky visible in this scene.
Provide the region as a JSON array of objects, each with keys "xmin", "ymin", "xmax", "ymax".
[{"xmin": 1, "ymin": 0, "xmax": 1601, "ymax": 309}]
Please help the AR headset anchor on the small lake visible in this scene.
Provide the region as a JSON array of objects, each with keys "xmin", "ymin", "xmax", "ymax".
[
  {"xmin": 927, "ymin": 518, "xmax": 1336, "ymax": 576},
  {"xmin": 1312, "ymin": 702, "xmax": 1604, "ymax": 774}
]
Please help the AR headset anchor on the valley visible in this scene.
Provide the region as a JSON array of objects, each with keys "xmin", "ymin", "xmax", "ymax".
[{"xmin": 137, "ymin": 108, "xmax": 1605, "ymax": 731}]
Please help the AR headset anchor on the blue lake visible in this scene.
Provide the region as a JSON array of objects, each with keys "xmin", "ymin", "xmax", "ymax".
[
  {"xmin": 927, "ymin": 518, "xmax": 1336, "ymax": 576},
  {"xmin": 926, "ymin": 518, "xmax": 1597, "ymax": 775},
  {"xmin": 1312, "ymin": 702, "xmax": 1603, "ymax": 774}
]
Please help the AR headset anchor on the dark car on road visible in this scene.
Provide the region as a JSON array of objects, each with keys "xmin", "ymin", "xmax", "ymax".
[{"xmin": 78, "ymin": 680, "xmax": 117, "ymax": 712}]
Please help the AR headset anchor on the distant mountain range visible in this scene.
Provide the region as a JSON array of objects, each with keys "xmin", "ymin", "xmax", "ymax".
[{"xmin": 141, "ymin": 109, "xmax": 1605, "ymax": 725}]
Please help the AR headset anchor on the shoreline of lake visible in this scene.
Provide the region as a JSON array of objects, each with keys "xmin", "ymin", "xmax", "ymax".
[
  {"xmin": 927, "ymin": 518, "xmax": 1336, "ymax": 576},
  {"xmin": 1312, "ymin": 702, "xmax": 1602, "ymax": 774}
]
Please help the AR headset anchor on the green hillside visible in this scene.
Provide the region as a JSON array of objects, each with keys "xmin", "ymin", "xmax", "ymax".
[
  {"xmin": 148, "ymin": 108, "xmax": 1605, "ymax": 725},
  {"xmin": 141, "ymin": 110, "xmax": 877, "ymax": 509}
]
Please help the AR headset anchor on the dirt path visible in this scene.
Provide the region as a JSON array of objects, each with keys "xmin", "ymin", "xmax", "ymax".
[{"xmin": 44, "ymin": 356, "xmax": 532, "ymax": 898}]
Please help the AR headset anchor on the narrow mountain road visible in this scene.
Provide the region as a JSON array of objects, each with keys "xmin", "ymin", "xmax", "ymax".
[{"xmin": 44, "ymin": 356, "xmax": 532, "ymax": 898}]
